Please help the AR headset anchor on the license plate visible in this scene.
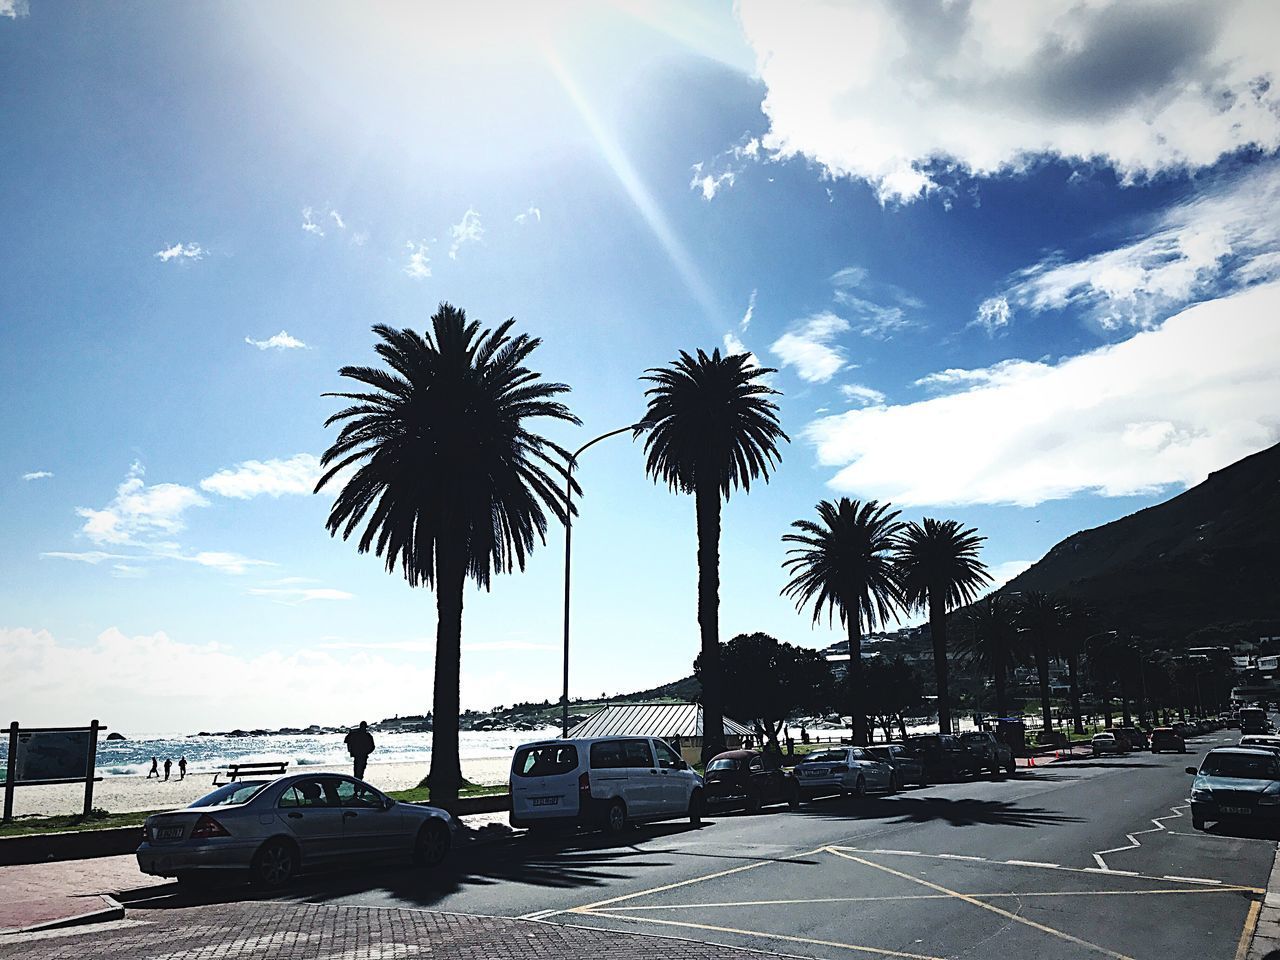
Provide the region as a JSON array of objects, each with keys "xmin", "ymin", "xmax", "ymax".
[
  {"xmin": 531, "ymin": 797, "xmax": 560, "ymax": 807},
  {"xmin": 154, "ymin": 826, "xmax": 184, "ymax": 840},
  {"xmin": 1221, "ymin": 805, "xmax": 1252, "ymax": 815},
  {"xmin": 802, "ymin": 768, "xmax": 826, "ymax": 777}
]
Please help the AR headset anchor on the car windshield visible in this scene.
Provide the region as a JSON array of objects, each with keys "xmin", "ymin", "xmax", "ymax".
[
  {"xmin": 1094, "ymin": 734, "xmax": 1114, "ymax": 739},
  {"xmin": 707, "ymin": 758, "xmax": 741, "ymax": 772},
  {"xmin": 959, "ymin": 733, "xmax": 985, "ymax": 741},
  {"xmin": 1200, "ymin": 753, "xmax": 1280, "ymax": 779},
  {"xmin": 190, "ymin": 781, "xmax": 268, "ymax": 807},
  {"xmin": 804, "ymin": 750, "xmax": 847, "ymax": 764},
  {"xmin": 512, "ymin": 744, "xmax": 579, "ymax": 777}
]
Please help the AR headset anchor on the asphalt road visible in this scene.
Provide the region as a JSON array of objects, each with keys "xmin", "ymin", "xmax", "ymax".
[{"xmin": 131, "ymin": 732, "xmax": 1278, "ymax": 960}]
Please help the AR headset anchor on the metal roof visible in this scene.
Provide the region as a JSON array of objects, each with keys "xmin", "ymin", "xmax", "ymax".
[{"xmin": 568, "ymin": 702, "xmax": 755, "ymax": 740}]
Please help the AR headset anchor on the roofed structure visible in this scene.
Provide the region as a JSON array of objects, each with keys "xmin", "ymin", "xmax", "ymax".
[{"xmin": 568, "ymin": 703, "xmax": 754, "ymax": 762}]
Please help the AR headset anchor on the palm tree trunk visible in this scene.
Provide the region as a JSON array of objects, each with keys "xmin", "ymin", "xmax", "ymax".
[
  {"xmin": 930, "ymin": 594, "xmax": 951, "ymax": 734},
  {"xmin": 426, "ymin": 542, "xmax": 465, "ymax": 808},
  {"xmin": 897, "ymin": 713, "xmax": 908, "ymax": 741},
  {"xmin": 1119, "ymin": 673, "xmax": 1133, "ymax": 727},
  {"xmin": 1035, "ymin": 639, "xmax": 1053, "ymax": 737},
  {"xmin": 847, "ymin": 618, "xmax": 868, "ymax": 746},
  {"xmin": 695, "ymin": 480, "xmax": 725, "ymax": 761},
  {"xmin": 1067, "ymin": 654, "xmax": 1084, "ymax": 734},
  {"xmin": 993, "ymin": 644, "xmax": 1009, "ymax": 720}
]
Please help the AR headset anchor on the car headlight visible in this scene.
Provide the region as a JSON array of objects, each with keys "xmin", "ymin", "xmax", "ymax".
[{"xmin": 1190, "ymin": 788, "xmax": 1212, "ymax": 801}]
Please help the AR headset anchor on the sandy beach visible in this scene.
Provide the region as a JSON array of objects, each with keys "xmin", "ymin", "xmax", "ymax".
[{"xmin": 4, "ymin": 757, "xmax": 513, "ymax": 820}]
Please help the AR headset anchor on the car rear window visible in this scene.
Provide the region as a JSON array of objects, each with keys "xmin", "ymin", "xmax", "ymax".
[
  {"xmin": 1201, "ymin": 752, "xmax": 1280, "ymax": 779},
  {"xmin": 707, "ymin": 758, "xmax": 740, "ymax": 772},
  {"xmin": 190, "ymin": 781, "xmax": 269, "ymax": 807},
  {"xmin": 590, "ymin": 739, "xmax": 654, "ymax": 769},
  {"xmin": 512, "ymin": 744, "xmax": 579, "ymax": 777},
  {"xmin": 804, "ymin": 750, "xmax": 847, "ymax": 764}
]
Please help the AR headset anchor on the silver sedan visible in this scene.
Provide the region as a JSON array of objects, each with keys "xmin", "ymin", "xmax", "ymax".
[
  {"xmin": 793, "ymin": 746, "xmax": 897, "ymax": 799},
  {"xmin": 136, "ymin": 772, "xmax": 455, "ymax": 888}
]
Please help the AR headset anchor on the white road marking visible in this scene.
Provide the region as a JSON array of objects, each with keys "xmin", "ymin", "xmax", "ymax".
[
  {"xmin": 1161, "ymin": 875, "xmax": 1222, "ymax": 885},
  {"xmin": 1085, "ymin": 867, "xmax": 1140, "ymax": 876},
  {"xmin": 1005, "ymin": 860, "xmax": 1060, "ymax": 868},
  {"xmin": 518, "ymin": 908, "xmax": 562, "ymax": 921},
  {"xmin": 936, "ymin": 853, "xmax": 986, "ymax": 861},
  {"xmin": 1091, "ymin": 804, "xmax": 1188, "ymax": 870}
]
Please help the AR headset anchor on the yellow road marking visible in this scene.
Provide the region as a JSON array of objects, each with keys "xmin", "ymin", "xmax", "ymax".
[
  {"xmin": 584, "ymin": 909, "xmax": 948, "ymax": 960},
  {"xmin": 599, "ymin": 886, "xmax": 1258, "ymax": 911},
  {"xmin": 1236, "ymin": 898, "xmax": 1262, "ymax": 960},
  {"xmin": 828, "ymin": 845, "xmax": 1264, "ymax": 892},
  {"xmin": 828, "ymin": 848, "xmax": 1136, "ymax": 960},
  {"xmin": 568, "ymin": 843, "xmax": 830, "ymax": 913}
]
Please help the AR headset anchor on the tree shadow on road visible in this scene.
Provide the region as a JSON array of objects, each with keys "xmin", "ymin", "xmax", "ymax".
[{"xmin": 787, "ymin": 793, "xmax": 1083, "ymax": 829}]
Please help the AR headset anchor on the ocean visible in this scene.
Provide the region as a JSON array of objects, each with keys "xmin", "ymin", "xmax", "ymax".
[{"xmin": 0, "ymin": 727, "xmax": 561, "ymax": 779}]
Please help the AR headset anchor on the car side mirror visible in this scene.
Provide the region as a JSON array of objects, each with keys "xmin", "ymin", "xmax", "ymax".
[
  {"xmin": 1184, "ymin": 766, "xmax": 1197, "ymax": 775},
  {"xmin": 383, "ymin": 797, "xmax": 396, "ymax": 810},
  {"xmin": 678, "ymin": 760, "xmax": 689, "ymax": 771}
]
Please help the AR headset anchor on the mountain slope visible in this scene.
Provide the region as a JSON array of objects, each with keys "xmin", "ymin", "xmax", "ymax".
[{"xmin": 1001, "ymin": 441, "xmax": 1280, "ymax": 638}]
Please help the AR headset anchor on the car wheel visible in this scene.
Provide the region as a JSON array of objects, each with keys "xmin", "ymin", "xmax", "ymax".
[
  {"xmin": 1005, "ymin": 758, "xmax": 1016, "ymax": 775},
  {"xmin": 852, "ymin": 776, "xmax": 866, "ymax": 798},
  {"xmin": 413, "ymin": 820, "xmax": 451, "ymax": 868},
  {"xmin": 746, "ymin": 792, "xmax": 763, "ymax": 814},
  {"xmin": 250, "ymin": 838, "xmax": 296, "ymax": 889},
  {"xmin": 787, "ymin": 783, "xmax": 801, "ymax": 809},
  {"xmin": 605, "ymin": 799, "xmax": 628, "ymax": 835},
  {"xmin": 1192, "ymin": 816, "xmax": 1206, "ymax": 831},
  {"xmin": 688, "ymin": 790, "xmax": 704, "ymax": 826}
]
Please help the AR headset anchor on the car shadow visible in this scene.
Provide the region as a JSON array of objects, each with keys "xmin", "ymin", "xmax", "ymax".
[
  {"xmin": 1199, "ymin": 820, "xmax": 1280, "ymax": 841},
  {"xmin": 1046, "ymin": 760, "xmax": 1163, "ymax": 769},
  {"xmin": 787, "ymin": 792, "xmax": 1083, "ymax": 829},
  {"xmin": 123, "ymin": 820, "xmax": 820, "ymax": 912}
]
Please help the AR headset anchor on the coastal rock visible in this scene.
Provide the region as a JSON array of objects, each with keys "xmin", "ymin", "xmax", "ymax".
[{"xmin": 105, "ymin": 731, "xmax": 126, "ymax": 741}]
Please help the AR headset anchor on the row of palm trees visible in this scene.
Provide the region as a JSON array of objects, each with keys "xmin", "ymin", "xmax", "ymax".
[{"xmin": 314, "ymin": 307, "xmax": 994, "ymax": 802}]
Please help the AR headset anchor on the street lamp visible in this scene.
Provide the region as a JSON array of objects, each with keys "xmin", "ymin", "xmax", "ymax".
[{"xmin": 560, "ymin": 419, "xmax": 655, "ymax": 738}]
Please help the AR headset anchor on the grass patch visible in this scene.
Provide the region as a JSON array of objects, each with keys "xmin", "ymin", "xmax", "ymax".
[
  {"xmin": 0, "ymin": 808, "xmax": 157, "ymax": 838},
  {"xmin": 392, "ymin": 782, "xmax": 507, "ymax": 804}
]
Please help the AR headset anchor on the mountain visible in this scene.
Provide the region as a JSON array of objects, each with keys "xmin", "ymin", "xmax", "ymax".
[{"xmin": 1001, "ymin": 441, "xmax": 1280, "ymax": 640}]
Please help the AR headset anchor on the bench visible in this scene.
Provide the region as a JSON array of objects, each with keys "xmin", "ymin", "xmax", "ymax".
[{"xmin": 213, "ymin": 761, "xmax": 289, "ymax": 785}]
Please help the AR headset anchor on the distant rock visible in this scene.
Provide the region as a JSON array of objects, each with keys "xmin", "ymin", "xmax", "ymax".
[{"xmin": 105, "ymin": 731, "xmax": 126, "ymax": 741}]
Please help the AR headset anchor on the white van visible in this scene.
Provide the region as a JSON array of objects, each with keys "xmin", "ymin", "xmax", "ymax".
[{"xmin": 509, "ymin": 736, "xmax": 705, "ymax": 834}]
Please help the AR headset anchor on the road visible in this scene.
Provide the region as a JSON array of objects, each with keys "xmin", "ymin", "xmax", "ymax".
[{"xmin": 123, "ymin": 730, "xmax": 1277, "ymax": 960}]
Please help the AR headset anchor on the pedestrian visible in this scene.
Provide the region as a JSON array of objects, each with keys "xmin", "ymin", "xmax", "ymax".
[
  {"xmin": 147, "ymin": 756, "xmax": 159, "ymax": 779},
  {"xmin": 163, "ymin": 758, "xmax": 172, "ymax": 781},
  {"xmin": 344, "ymin": 721, "xmax": 376, "ymax": 780},
  {"xmin": 178, "ymin": 756, "xmax": 187, "ymax": 780}
]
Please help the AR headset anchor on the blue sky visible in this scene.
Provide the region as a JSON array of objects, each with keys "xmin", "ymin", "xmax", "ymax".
[{"xmin": 3, "ymin": 1, "xmax": 1279, "ymax": 731}]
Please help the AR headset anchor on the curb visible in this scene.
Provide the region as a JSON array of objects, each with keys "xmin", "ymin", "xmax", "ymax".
[
  {"xmin": 1245, "ymin": 839, "xmax": 1280, "ymax": 960},
  {"xmin": 1, "ymin": 894, "xmax": 124, "ymax": 935},
  {"xmin": 0, "ymin": 827, "xmax": 141, "ymax": 866}
]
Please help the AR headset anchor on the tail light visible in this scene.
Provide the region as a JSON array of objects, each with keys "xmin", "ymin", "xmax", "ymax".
[
  {"xmin": 578, "ymin": 771, "xmax": 591, "ymax": 798},
  {"xmin": 188, "ymin": 815, "xmax": 230, "ymax": 839}
]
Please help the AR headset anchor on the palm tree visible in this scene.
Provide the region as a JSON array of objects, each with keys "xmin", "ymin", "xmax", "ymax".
[
  {"xmin": 894, "ymin": 519, "xmax": 990, "ymax": 735},
  {"xmin": 782, "ymin": 498, "xmax": 903, "ymax": 745},
  {"xmin": 1056, "ymin": 599, "xmax": 1095, "ymax": 734},
  {"xmin": 956, "ymin": 595, "xmax": 1018, "ymax": 720},
  {"xmin": 1017, "ymin": 591, "xmax": 1063, "ymax": 739},
  {"xmin": 642, "ymin": 349, "xmax": 787, "ymax": 761},
  {"xmin": 315, "ymin": 304, "xmax": 579, "ymax": 806}
]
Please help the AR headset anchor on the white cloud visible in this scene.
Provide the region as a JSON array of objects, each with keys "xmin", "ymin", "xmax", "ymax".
[
  {"xmin": 0, "ymin": 0, "xmax": 30, "ymax": 18},
  {"xmin": 805, "ymin": 281, "xmax": 1280, "ymax": 507},
  {"xmin": 693, "ymin": 169, "xmax": 735, "ymax": 201},
  {"xmin": 200, "ymin": 453, "xmax": 322, "ymax": 499},
  {"xmin": 988, "ymin": 163, "xmax": 1280, "ymax": 331},
  {"xmin": 736, "ymin": 0, "xmax": 1280, "ymax": 203},
  {"xmin": 154, "ymin": 242, "xmax": 204, "ymax": 263},
  {"xmin": 691, "ymin": 135, "xmax": 762, "ymax": 201},
  {"xmin": 830, "ymin": 266, "xmax": 922, "ymax": 338},
  {"xmin": 839, "ymin": 383, "xmax": 886, "ymax": 407},
  {"xmin": 77, "ymin": 463, "xmax": 208, "ymax": 546},
  {"xmin": 22, "ymin": 470, "xmax": 53, "ymax": 481},
  {"xmin": 192, "ymin": 552, "xmax": 275, "ymax": 575},
  {"xmin": 112, "ymin": 564, "xmax": 146, "ymax": 579},
  {"xmin": 740, "ymin": 288, "xmax": 757, "ymax": 330},
  {"xmin": 244, "ymin": 330, "xmax": 307, "ymax": 351},
  {"xmin": 770, "ymin": 311, "xmax": 851, "ymax": 382},
  {"xmin": 249, "ymin": 586, "xmax": 354, "ymax": 604},
  {"xmin": 329, "ymin": 209, "xmax": 346, "ymax": 230},
  {"xmin": 448, "ymin": 208, "xmax": 484, "ymax": 260},
  {"xmin": 301, "ymin": 207, "xmax": 325, "ymax": 237},
  {"xmin": 514, "ymin": 204, "xmax": 541, "ymax": 224},
  {"xmin": 404, "ymin": 240, "xmax": 432, "ymax": 279},
  {"xmin": 42, "ymin": 550, "xmax": 142, "ymax": 565}
]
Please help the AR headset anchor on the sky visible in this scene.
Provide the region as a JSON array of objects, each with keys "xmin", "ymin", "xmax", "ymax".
[{"xmin": 3, "ymin": 0, "xmax": 1280, "ymax": 733}]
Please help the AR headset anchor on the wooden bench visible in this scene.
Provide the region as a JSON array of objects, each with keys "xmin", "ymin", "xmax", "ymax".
[{"xmin": 213, "ymin": 761, "xmax": 289, "ymax": 785}]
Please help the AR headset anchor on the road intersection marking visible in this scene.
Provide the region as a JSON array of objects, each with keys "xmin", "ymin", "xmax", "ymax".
[{"xmin": 1092, "ymin": 803, "xmax": 1188, "ymax": 870}]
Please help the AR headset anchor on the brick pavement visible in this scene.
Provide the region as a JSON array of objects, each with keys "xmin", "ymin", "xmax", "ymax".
[{"xmin": 0, "ymin": 901, "xmax": 794, "ymax": 959}]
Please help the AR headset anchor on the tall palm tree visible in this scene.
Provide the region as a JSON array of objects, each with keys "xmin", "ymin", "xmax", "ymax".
[
  {"xmin": 956, "ymin": 595, "xmax": 1019, "ymax": 720},
  {"xmin": 781, "ymin": 498, "xmax": 903, "ymax": 745},
  {"xmin": 1017, "ymin": 591, "xmax": 1063, "ymax": 738},
  {"xmin": 315, "ymin": 304, "xmax": 579, "ymax": 806},
  {"xmin": 1057, "ymin": 599, "xmax": 1095, "ymax": 734},
  {"xmin": 895, "ymin": 519, "xmax": 990, "ymax": 735},
  {"xmin": 642, "ymin": 349, "xmax": 787, "ymax": 761}
]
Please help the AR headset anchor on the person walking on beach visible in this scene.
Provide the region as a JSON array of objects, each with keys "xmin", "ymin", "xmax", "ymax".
[
  {"xmin": 163, "ymin": 758, "xmax": 172, "ymax": 781},
  {"xmin": 178, "ymin": 756, "xmax": 187, "ymax": 780},
  {"xmin": 344, "ymin": 721, "xmax": 375, "ymax": 780},
  {"xmin": 147, "ymin": 757, "xmax": 159, "ymax": 779}
]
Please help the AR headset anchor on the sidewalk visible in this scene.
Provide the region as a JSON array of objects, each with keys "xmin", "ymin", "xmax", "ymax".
[
  {"xmin": 3, "ymin": 900, "xmax": 790, "ymax": 959},
  {"xmin": 1247, "ymin": 841, "xmax": 1280, "ymax": 960}
]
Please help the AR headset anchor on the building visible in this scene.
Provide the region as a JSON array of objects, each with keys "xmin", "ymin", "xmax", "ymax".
[{"xmin": 567, "ymin": 702, "xmax": 756, "ymax": 764}]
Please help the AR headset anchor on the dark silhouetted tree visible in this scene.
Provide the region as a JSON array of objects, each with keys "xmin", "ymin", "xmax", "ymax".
[
  {"xmin": 895, "ymin": 519, "xmax": 991, "ymax": 735},
  {"xmin": 860, "ymin": 655, "xmax": 925, "ymax": 742},
  {"xmin": 642, "ymin": 349, "xmax": 787, "ymax": 761},
  {"xmin": 956, "ymin": 595, "xmax": 1019, "ymax": 720},
  {"xmin": 782, "ymin": 498, "xmax": 903, "ymax": 745},
  {"xmin": 316, "ymin": 305, "xmax": 579, "ymax": 805},
  {"xmin": 1017, "ymin": 591, "xmax": 1064, "ymax": 737}
]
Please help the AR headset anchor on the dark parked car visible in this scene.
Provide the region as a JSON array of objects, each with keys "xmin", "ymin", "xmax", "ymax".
[
  {"xmin": 1117, "ymin": 727, "xmax": 1149, "ymax": 750},
  {"xmin": 867, "ymin": 744, "xmax": 927, "ymax": 786},
  {"xmin": 1150, "ymin": 727, "xmax": 1186, "ymax": 753},
  {"xmin": 704, "ymin": 750, "xmax": 799, "ymax": 813},
  {"xmin": 905, "ymin": 734, "xmax": 977, "ymax": 781},
  {"xmin": 1188, "ymin": 747, "xmax": 1280, "ymax": 831},
  {"xmin": 959, "ymin": 731, "xmax": 1015, "ymax": 775}
]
